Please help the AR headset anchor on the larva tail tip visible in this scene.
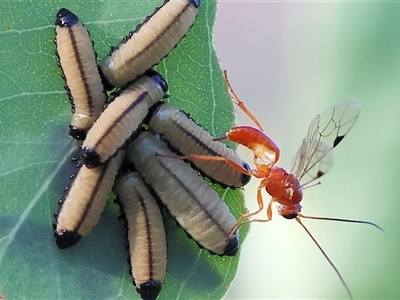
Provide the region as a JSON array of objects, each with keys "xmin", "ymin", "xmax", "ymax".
[
  {"xmin": 191, "ymin": 0, "xmax": 200, "ymax": 8},
  {"xmin": 145, "ymin": 70, "xmax": 168, "ymax": 93},
  {"xmin": 82, "ymin": 147, "xmax": 101, "ymax": 168},
  {"xmin": 223, "ymin": 235, "xmax": 240, "ymax": 256},
  {"xmin": 69, "ymin": 125, "xmax": 87, "ymax": 141},
  {"xmin": 55, "ymin": 8, "xmax": 79, "ymax": 27},
  {"xmin": 137, "ymin": 280, "xmax": 162, "ymax": 300},
  {"xmin": 241, "ymin": 162, "xmax": 252, "ymax": 185},
  {"xmin": 54, "ymin": 229, "xmax": 81, "ymax": 249}
]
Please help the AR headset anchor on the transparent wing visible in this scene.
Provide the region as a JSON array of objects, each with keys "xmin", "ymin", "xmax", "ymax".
[{"xmin": 290, "ymin": 99, "xmax": 361, "ymax": 186}]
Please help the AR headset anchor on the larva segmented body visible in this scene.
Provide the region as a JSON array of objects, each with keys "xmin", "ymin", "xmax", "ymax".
[
  {"xmin": 53, "ymin": 150, "xmax": 124, "ymax": 249},
  {"xmin": 54, "ymin": 8, "xmax": 107, "ymax": 140},
  {"xmin": 114, "ymin": 172, "xmax": 167, "ymax": 300},
  {"xmin": 82, "ymin": 70, "xmax": 168, "ymax": 168},
  {"xmin": 126, "ymin": 130, "xmax": 239, "ymax": 256},
  {"xmin": 147, "ymin": 102, "xmax": 251, "ymax": 188},
  {"xmin": 100, "ymin": 0, "xmax": 200, "ymax": 88}
]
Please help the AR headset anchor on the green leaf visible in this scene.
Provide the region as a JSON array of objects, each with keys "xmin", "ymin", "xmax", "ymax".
[{"xmin": 0, "ymin": 1, "xmax": 249, "ymax": 299}]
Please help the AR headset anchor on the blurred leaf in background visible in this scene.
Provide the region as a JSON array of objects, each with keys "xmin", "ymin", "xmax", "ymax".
[
  {"xmin": 0, "ymin": 1, "xmax": 249, "ymax": 299},
  {"xmin": 215, "ymin": 2, "xmax": 400, "ymax": 299}
]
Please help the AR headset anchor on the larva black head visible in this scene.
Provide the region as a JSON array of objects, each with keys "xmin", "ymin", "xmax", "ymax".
[
  {"xmin": 69, "ymin": 125, "xmax": 87, "ymax": 140},
  {"xmin": 54, "ymin": 229, "xmax": 81, "ymax": 249},
  {"xmin": 82, "ymin": 147, "xmax": 101, "ymax": 168},
  {"xmin": 282, "ymin": 213, "xmax": 298, "ymax": 220},
  {"xmin": 136, "ymin": 280, "xmax": 162, "ymax": 300},
  {"xmin": 55, "ymin": 8, "xmax": 79, "ymax": 27},
  {"xmin": 223, "ymin": 235, "xmax": 240, "ymax": 256},
  {"xmin": 190, "ymin": 0, "xmax": 201, "ymax": 8},
  {"xmin": 241, "ymin": 162, "xmax": 252, "ymax": 186},
  {"xmin": 145, "ymin": 70, "xmax": 168, "ymax": 93}
]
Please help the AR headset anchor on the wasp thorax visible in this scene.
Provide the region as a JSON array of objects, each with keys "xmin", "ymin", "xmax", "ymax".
[{"xmin": 266, "ymin": 168, "xmax": 303, "ymax": 205}]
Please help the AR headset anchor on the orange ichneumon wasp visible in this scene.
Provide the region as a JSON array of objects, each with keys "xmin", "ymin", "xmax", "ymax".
[{"xmin": 157, "ymin": 70, "xmax": 383, "ymax": 299}]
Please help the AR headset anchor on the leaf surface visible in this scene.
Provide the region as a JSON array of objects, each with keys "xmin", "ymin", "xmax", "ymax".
[{"xmin": 0, "ymin": 1, "xmax": 249, "ymax": 299}]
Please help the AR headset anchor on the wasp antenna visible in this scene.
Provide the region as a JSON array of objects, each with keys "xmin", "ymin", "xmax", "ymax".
[
  {"xmin": 301, "ymin": 181, "xmax": 321, "ymax": 190},
  {"xmin": 297, "ymin": 214, "xmax": 384, "ymax": 232},
  {"xmin": 228, "ymin": 223, "xmax": 240, "ymax": 237},
  {"xmin": 295, "ymin": 217, "xmax": 354, "ymax": 300}
]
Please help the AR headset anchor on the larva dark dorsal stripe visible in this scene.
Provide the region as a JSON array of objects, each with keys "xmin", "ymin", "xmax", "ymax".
[
  {"xmin": 54, "ymin": 8, "xmax": 107, "ymax": 140},
  {"xmin": 82, "ymin": 71, "xmax": 168, "ymax": 168},
  {"xmin": 53, "ymin": 150, "xmax": 124, "ymax": 249},
  {"xmin": 114, "ymin": 172, "xmax": 167, "ymax": 300},
  {"xmin": 146, "ymin": 102, "xmax": 251, "ymax": 188},
  {"xmin": 100, "ymin": 0, "xmax": 200, "ymax": 88},
  {"xmin": 126, "ymin": 130, "xmax": 239, "ymax": 256}
]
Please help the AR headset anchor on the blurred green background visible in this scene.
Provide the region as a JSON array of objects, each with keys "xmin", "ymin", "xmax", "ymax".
[{"xmin": 215, "ymin": 2, "xmax": 399, "ymax": 299}]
